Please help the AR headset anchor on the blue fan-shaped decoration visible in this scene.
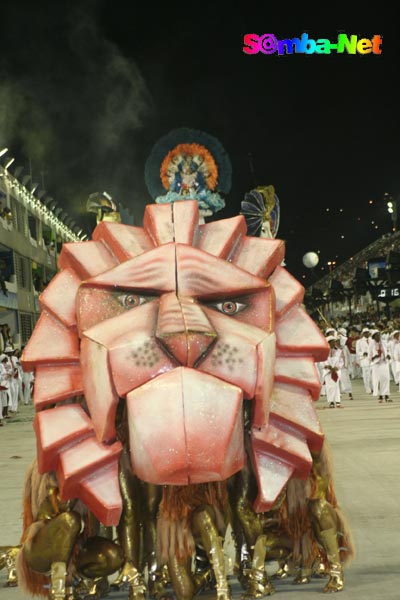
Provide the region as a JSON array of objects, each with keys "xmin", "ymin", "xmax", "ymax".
[{"xmin": 241, "ymin": 186, "xmax": 280, "ymax": 238}]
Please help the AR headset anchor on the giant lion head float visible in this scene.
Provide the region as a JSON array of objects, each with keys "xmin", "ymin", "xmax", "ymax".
[{"xmin": 22, "ymin": 131, "xmax": 328, "ymax": 528}]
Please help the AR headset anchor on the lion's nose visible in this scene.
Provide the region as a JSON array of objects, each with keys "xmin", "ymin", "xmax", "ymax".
[{"xmin": 156, "ymin": 293, "xmax": 217, "ymax": 367}]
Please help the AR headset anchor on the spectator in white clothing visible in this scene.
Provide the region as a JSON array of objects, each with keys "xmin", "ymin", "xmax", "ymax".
[
  {"xmin": 322, "ymin": 336, "xmax": 344, "ymax": 408},
  {"xmin": 338, "ymin": 328, "xmax": 353, "ymax": 400},
  {"xmin": 368, "ymin": 330, "xmax": 391, "ymax": 403},
  {"xmin": 387, "ymin": 330, "xmax": 399, "ymax": 384},
  {"xmin": 4, "ymin": 345, "xmax": 18, "ymax": 413},
  {"xmin": 355, "ymin": 328, "xmax": 372, "ymax": 394},
  {"xmin": 0, "ymin": 354, "xmax": 11, "ymax": 424},
  {"xmin": 393, "ymin": 333, "xmax": 400, "ymax": 391}
]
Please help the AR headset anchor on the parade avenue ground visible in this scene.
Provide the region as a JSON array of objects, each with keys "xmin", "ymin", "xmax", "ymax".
[{"xmin": 0, "ymin": 379, "xmax": 399, "ymax": 599}]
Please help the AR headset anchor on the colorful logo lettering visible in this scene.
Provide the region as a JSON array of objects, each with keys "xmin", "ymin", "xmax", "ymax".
[{"xmin": 243, "ymin": 33, "xmax": 383, "ymax": 56}]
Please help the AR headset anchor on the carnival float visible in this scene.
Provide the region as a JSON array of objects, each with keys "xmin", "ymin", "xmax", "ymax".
[{"xmin": 0, "ymin": 128, "xmax": 354, "ymax": 599}]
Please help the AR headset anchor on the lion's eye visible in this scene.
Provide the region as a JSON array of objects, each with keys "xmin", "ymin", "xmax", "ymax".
[
  {"xmin": 213, "ymin": 301, "xmax": 247, "ymax": 315},
  {"xmin": 117, "ymin": 294, "xmax": 146, "ymax": 309}
]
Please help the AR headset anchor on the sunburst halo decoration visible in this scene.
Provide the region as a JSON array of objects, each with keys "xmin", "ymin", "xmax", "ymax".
[
  {"xmin": 145, "ymin": 128, "xmax": 232, "ymax": 215},
  {"xmin": 160, "ymin": 143, "xmax": 218, "ymax": 192}
]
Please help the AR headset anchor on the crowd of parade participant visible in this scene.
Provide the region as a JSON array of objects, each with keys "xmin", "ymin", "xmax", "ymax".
[
  {"xmin": 0, "ymin": 339, "xmax": 34, "ymax": 426},
  {"xmin": 316, "ymin": 316, "xmax": 400, "ymax": 407}
]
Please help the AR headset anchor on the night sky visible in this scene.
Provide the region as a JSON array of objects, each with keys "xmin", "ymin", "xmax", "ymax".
[{"xmin": 1, "ymin": 2, "xmax": 399, "ymax": 282}]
